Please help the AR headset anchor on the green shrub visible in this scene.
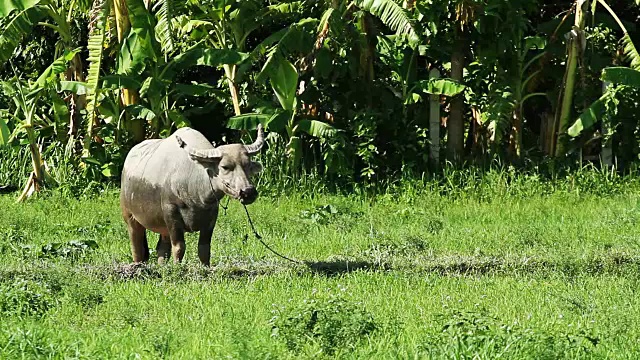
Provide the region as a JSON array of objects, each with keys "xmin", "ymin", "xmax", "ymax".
[
  {"xmin": 270, "ymin": 287, "xmax": 377, "ymax": 355},
  {"xmin": 424, "ymin": 309, "xmax": 599, "ymax": 359},
  {"xmin": 0, "ymin": 279, "xmax": 56, "ymax": 317}
]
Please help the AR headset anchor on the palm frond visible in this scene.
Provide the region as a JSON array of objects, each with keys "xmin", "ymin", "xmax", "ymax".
[
  {"xmin": 621, "ymin": 34, "xmax": 640, "ymax": 71},
  {"xmin": 83, "ymin": 0, "xmax": 111, "ymax": 155},
  {"xmin": 0, "ymin": 0, "xmax": 41, "ymax": 18},
  {"xmin": 595, "ymin": 0, "xmax": 640, "ymax": 70},
  {"xmin": 153, "ymin": 0, "xmax": 180, "ymax": 55},
  {"xmin": 354, "ymin": 0, "xmax": 419, "ymax": 45},
  {"xmin": 0, "ymin": 5, "xmax": 47, "ymax": 64},
  {"xmin": 296, "ymin": 119, "xmax": 338, "ymax": 138}
]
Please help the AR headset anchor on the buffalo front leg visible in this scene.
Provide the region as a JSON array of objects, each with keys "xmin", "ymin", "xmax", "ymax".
[
  {"xmin": 156, "ymin": 234, "xmax": 171, "ymax": 264},
  {"xmin": 198, "ymin": 227, "xmax": 214, "ymax": 266},
  {"xmin": 125, "ymin": 215, "xmax": 149, "ymax": 263}
]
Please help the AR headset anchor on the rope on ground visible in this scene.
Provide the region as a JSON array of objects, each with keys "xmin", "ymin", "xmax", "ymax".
[{"xmin": 242, "ymin": 204, "xmax": 302, "ymax": 265}]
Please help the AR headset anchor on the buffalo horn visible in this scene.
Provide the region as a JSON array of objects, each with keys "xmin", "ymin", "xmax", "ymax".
[
  {"xmin": 188, "ymin": 148, "xmax": 222, "ymax": 162},
  {"xmin": 244, "ymin": 124, "xmax": 264, "ymax": 155},
  {"xmin": 176, "ymin": 135, "xmax": 222, "ymax": 161}
]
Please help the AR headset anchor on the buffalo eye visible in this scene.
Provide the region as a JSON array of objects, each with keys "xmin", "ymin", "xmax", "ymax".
[{"xmin": 221, "ymin": 164, "xmax": 233, "ymax": 171}]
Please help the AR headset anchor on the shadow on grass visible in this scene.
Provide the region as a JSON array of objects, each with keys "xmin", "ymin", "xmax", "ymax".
[
  {"xmin": 304, "ymin": 260, "xmax": 385, "ymax": 277},
  {"xmin": 0, "ymin": 185, "xmax": 17, "ymax": 194},
  {"xmin": 29, "ymin": 251, "xmax": 640, "ymax": 282},
  {"xmin": 101, "ymin": 259, "xmax": 385, "ymax": 281}
]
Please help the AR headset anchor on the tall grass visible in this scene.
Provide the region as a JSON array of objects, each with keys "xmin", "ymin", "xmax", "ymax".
[
  {"xmin": 0, "ymin": 146, "xmax": 31, "ymax": 188},
  {"xmin": 0, "ymin": 143, "xmax": 111, "ymax": 197},
  {"xmin": 3, "ymin": 138, "xmax": 640, "ymax": 201}
]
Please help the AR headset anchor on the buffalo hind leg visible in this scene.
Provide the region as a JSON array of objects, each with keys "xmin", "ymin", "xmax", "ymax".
[
  {"xmin": 163, "ymin": 204, "xmax": 186, "ymax": 263},
  {"xmin": 167, "ymin": 227, "xmax": 186, "ymax": 263},
  {"xmin": 125, "ymin": 215, "xmax": 149, "ymax": 263},
  {"xmin": 156, "ymin": 234, "xmax": 171, "ymax": 264},
  {"xmin": 198, "ymin": 227, "xmax": 214, "ymax": 266}
]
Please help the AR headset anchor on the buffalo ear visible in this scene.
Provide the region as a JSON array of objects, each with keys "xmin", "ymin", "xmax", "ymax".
[{"xmin": 249, "ymin": 161, "xmax": 263, "ymax": 175}]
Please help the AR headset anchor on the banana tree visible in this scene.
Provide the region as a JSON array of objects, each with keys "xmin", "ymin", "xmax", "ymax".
[
  {"xmin": 228, "ymin": 52, "xmax": 338, "ymax": 171},
  {"xmin": 0, "ymin": 0, "xmax": 92, "ymax": 144},
  {"xmin": 554, "ymin": 0, "xmax": 640, "ymax": 157},
  {"xmin": 565, "ymin": 0, "xmax": 640, "ymax": 149},
  {"xmin": 568, "ymin": 67, "xmax": 640, "ymax": 135},
  {"xmin": 553, "ymin": 0, "xmax": 588, "ymax": 157},
  {"xmin": 234, "ymin": 0, "xmax": 419, "ymax": 170},
  {"xmin": 121, "ymin": 47, "xmax": 248, "ymax": 138},
  {"xmin": 474, "ymin": 36, "xmax": 548, "ymax": 159},
  {"xmin": 173, "ymin": 0, "xmax": 295, "ymax": 116},
  {"xmin": 0, "ymin": 49, "xmax": 81, "ymax": 201}
]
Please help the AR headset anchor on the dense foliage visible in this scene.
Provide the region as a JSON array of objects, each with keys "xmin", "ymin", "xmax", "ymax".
[{"xmin": 0, "ymin": 0, "xmax": 640, "ymax": 197}]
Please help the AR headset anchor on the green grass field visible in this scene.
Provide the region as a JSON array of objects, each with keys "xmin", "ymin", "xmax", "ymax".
[{"xmin": 1, "ymin": 182, "xmax": 640, "ymax": 359}]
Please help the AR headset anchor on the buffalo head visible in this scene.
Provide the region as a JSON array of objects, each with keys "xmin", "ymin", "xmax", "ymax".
[{"xmin": 176, "ymin": 124, "xmax": 265, "ymax": 204}]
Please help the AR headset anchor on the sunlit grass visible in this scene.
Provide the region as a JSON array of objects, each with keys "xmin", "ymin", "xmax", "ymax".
[{"xmin": 1, "ymin": 174, "xmax": 640, "ymax": 358}]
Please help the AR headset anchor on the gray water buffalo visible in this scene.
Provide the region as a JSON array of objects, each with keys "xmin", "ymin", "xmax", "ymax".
[{"xmin": 120, "ymin": 125, "xmax": 264, "ymax": 266}]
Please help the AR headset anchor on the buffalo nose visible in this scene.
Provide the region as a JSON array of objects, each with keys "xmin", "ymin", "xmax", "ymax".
[{"xmin": 239, "ymin": 186, "xmax": 258, "ymax": 204}]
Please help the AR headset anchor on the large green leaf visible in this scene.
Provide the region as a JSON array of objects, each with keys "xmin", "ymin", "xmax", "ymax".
[
  {"xmin": 35, "ymin": 47, "xmax": 81, "ymax": 86},
  {"xmin": 227, "ymin": 113, "xmax": 271, "ymax": 130},
  {"xmin": 0, "ymin": 5, "xmax": 47, "ymax": 63},
  {"xmin": 59, "ymin": 81, "xmax": 88, "ymax": 95},
  {"xmin": 101, "ymin": 75, "xmax": 142, "ymax": 90},
  {"xmin": 0, "ymin": 116, "xmax": 10, "ymax": 145},
  {"xmin": 0, "ymin": 0, "xmax": 40, "ymax": 18},
  {"xmin": 524, "ymin": 36, "xmax": 547, "ymax": 51},
  {"xmin": 296, "ymin": 119, "xmax": 336, "ymax": 138},
  {"xmin": 250, "ymin": 17, "xmax": 316, "ymax": 84},
  {"xmin": 117, "ymin": 0, "xmax": 159, "ymax": 76},
  {"xmin": 266, "ymin": 2, "xmax": 302, "ymax": 14},
  {"xmin": 414, "ymin": 78, "xmax": 466, "ymax": 97},
  {"xmin": 125, "ymin": 104, "xmax": 156, "ymax": 121},
  {"xmin": 266, "ymin": 110, "xmax": 290, "ymax": 132},
  {"xmin": 276, "ymin": 18, "xmax": 316, "ymax": 55},
  {"xmin": 602, "ymin": 67, "xmax": 640, "ymax": 87},
  {"xmin": 355, "ymin": 0, "xmax": 420, "ymax": 46},
  {"xmin": 568, "ymin": 94, "xmax": 606, "ymax": 137},
  {"xmin": 266, "ymin": 54, "xmax": 298, "ymax": 111},
  {"xmin": 162, "ymin": 48, "xmax": 248, "ymax": 80},
  {"xmin": 140, "ymin": 76, "xmax": 168, "ymax": 106},
  {"xmin": 168, "ymin": 109, "xmax": 190, "ymax": 128},
  {"xmin": 235, "ymin": 27, "xmax": 288, "ymax": 82},
  {"xmin": 228, "ymin": 2, "xmax": 265, "ymax": 50}
]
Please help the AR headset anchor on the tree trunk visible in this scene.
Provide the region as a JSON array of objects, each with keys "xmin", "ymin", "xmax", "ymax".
[
  {"xmin": 447, "ymin": 32, "xmax": 466, "ymax": 163},
  {"xmin": 429, "ymin": 68, "xmax": 441, "ymax": 168},
  {"xmin": 66, "ymin": 53, "xmax": 86, "ymax": 141},
  {"xmin": 553, "ymin": 0, "xmax": 587, "ymax": 157},
  {"xmin": 114, "ymin": 0, "xmax": 145, "ymax": 143},
  {"xmin": 17, "ymin": 128, "xmax": 45, "ymax": 202},
  {"xmin": 223, "ymin": 64, "xmax": 242, "ymax": 116},
  {"xmin": 509, "ymin": 106, "xmax": 523, "ymax": 159},
  {"xmin": 359, "ymin": 13, "xmax": 376, "ymax": 106},
  {"xmin": 601, "ymin": 79, "xmax": 613, "ymax": 167}
]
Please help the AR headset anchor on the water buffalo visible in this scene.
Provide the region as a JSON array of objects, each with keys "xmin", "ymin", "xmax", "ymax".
[{"xmin": 120, "ymin": 125, "xmax": 264, "ymax": 266}]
